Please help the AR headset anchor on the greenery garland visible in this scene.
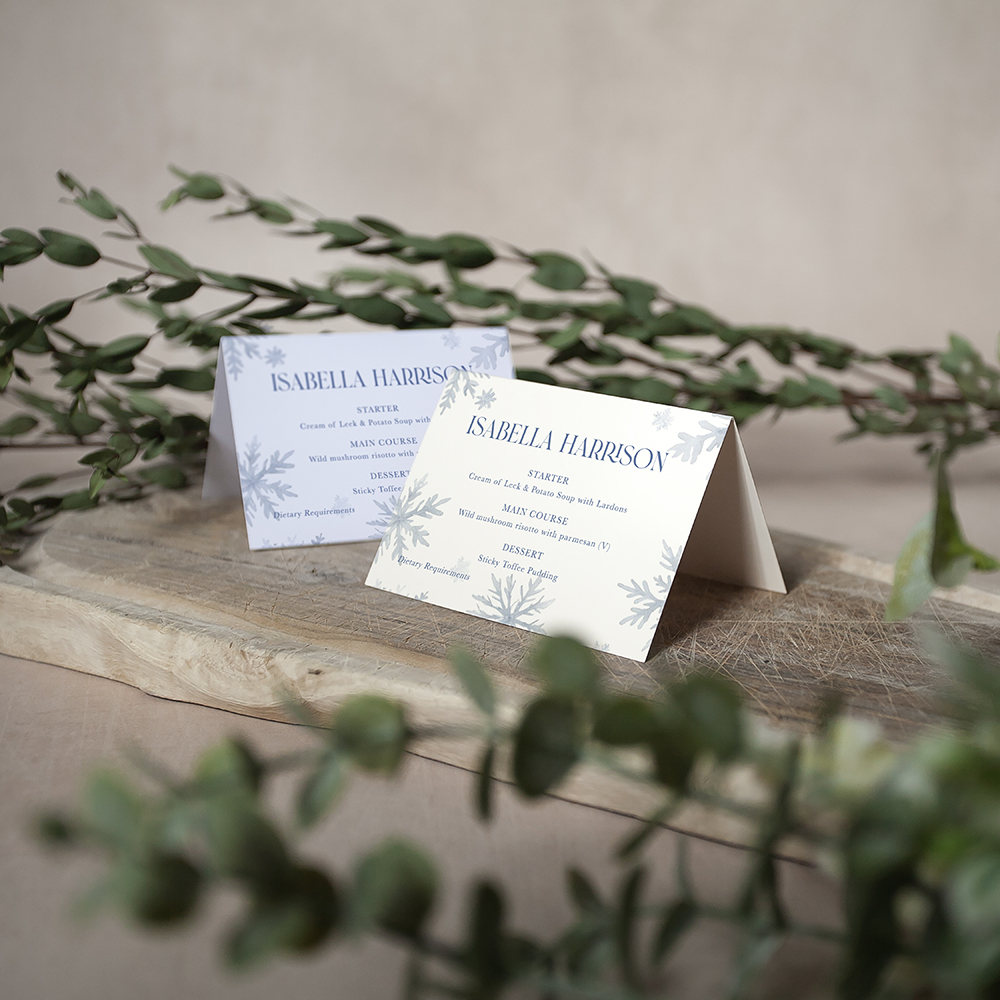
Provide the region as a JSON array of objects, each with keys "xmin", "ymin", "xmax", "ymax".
[
  {"xmin": 38, "ymin": 634, "xmax": 1000, "ymax": 999},
  {"xmin": 1, "ymin": 167, "xmax": 998, "ymax": 619}
]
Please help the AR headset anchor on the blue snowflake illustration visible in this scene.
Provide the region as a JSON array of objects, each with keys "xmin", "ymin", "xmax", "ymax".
[
  {"xmin": 468, "ymin": 331, "xmax": 509, "ymax": 371},
  {"xmin": 442, "ymin": 331, "xmax": 460, "ymax": 349},
  {"xmin": 238, "ymin": 437, "xmax": 297, "ymax": 526},
  {"xmin": 265, "ymin": 346, "xmax": 286, "ymax": 368},
  {"xmin": 310, "ymin": 533, "xmax": 325, "ymax": 545},
  {"xmin": 670, "ymin": 419, "xmax": 728, "ymax": 464},
  {"xmin": 475, "ymin": 388, "xmax": 496, "ymax": 410},
  {"xmin": 472, "ymin": 574, "xmax": 553, "ymax": 632},
  {"xmin": 224, "ymin": 337, "xmax": 264, "ymax": 381},
  {"xmin": 652, "ymin": 408, "xmax": 674, "ymax": 432},
  {"xmin": 368, "ymin": 474, "xmax": 449, "ymax": 563},
  {"xmin": 438, "ymin": 370, "xmax": 481, "ymax": 413},
  {"xmin": 617, "ymin": 541, "xmax": 681, "ymax": 629}
]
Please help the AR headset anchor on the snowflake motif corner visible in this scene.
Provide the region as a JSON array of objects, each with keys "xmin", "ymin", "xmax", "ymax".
[
  {"xmin": 670, "ymin": 419, "xmax": 728, "ymax": 464},
  {"xmin": 368, "ymin": 474, "xmax": 449, "ymax": 563},
  {"xmin": 437, "ymin": 370, "xmax": 482, "ymax": 413},
  {"xmin": 468, "ymin": 331, "xmax": 509, "ymax": 371},
  {"xmin": 224, "ymin": 337, "xmax": 264, "ymax": 382},
  {"xmin": 238, "ymin": 437, "xmax": 297, "ymax": 527},
  {"xmin": 471, "ymin": 574, "xmax": 553, "ymax": 632},
  {"xmin": 265, "ymin": 346, "xmax": 286, "ymax": 368},
  {"xmin": 475, "ymin": 388, "xmax": 496, "ymax": 410},
  {"xmin": 617, "ymin": 541, "xmax": 681, "ymax": 629}
]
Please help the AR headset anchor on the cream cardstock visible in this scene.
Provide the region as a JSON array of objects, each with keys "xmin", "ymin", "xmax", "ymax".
[
  {"xmin": 203, "ymin": 329, "xmax": 513, "ymax": 549},
  {"xmin": 364, "ymin": 372, "xmax": 784, "ymax": 660}
]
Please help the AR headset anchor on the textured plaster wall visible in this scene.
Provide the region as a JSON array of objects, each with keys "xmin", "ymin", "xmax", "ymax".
[{"xmin": 3, "ymin": 0, "xmax": 1000, "ymax": 352}]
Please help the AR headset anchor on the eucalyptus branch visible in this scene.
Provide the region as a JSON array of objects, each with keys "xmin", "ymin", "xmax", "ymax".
[
  {"xmin": 38, "ymin": 635, "xmax": 1000, "ymax": 999},
  {"xmin": 2, "ymin": 166, "xmax": 998, "ymax": 620}
]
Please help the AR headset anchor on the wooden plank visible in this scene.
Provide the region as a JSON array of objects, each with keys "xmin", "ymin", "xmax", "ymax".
[{"xmin": 2, "ymin": 488, "xmax": 999, "ymax": 850}]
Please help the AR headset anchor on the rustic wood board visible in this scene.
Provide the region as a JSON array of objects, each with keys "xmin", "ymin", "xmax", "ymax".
[{"xmin": 2, "ymin": 488, "xmax": 999, "ymax": 849}]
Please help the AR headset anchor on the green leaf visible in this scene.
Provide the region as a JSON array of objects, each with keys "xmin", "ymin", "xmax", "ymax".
[
  {"xmin": 183, "ymin": 172, "xmax": 225, "ymax": 200},
  {"xmin": 0, "ymin": 414, "xmax": 38, "ymax": 437},
  {"xmin": 440, "ymin": 233, "xmax": 495, "ymax": 270},
  {"xmin": 82, "ymin": 769, "xmax": 143, "ymax": 849},
  {"xmin": 467, "ymin": 881, "xmax": 507, "ymax": 990},
  {"xmin": 342, "ymin": 294, "xmax": 406, "ymax": 327},
  {"xmin": 931, "ymin": 455, "xmax": 975, "ymax": 588},
  {"xmin": 138, "ymin": 466, "xmax": 187, "ymax": 489},
  {"xmin": 95, "ymin": 335, "xmax": 150, "ymax": 361},
  {"xmin": 314, "ymin": 219, "xmax": 368, "ymax": 246},
  {"xmin": 405, "ymin": 293, "xmax": 452, "ymax": 326},
  {"xmin": 139, "ymin": 244, "xmax": 199, "ymax": 280},
  {"xmin": 59, "ymin": 490, "xmax": 100, "ymax": 511},
  {"xmin": 68, "ymin": 409, "xmax": 104, "ymax": 437},
  {"xmin": 528, "ymin": 635, "xmax": 600, "ymax": 699},
  {"xmin": 611, "ymin": 277, "xmax": 657, "ymax": 320},
  {"xmin": 2, "ymin": 228, "xmax": 44, "ymax": 250},
  {"xmin": 0, "ymin": 243, "xmax": 44, "ymax": 267},
  {"xmin": 356, "ymin": 215, "xmax": 403, "ymax": 237},
  {"xmin": 530, "ymin": 252, "xmax": 587, "ymax": 291},
  {"xmin": 226, "ymin": 867, "xmax": 338, "ymax": 967},
  {"xmin": 205, "ymin": 799, "xmax": 293, "ymax": 891},
  {"xmin": 872, "ymin": 384, "xmax": 910, "ymax": 414},
  {"xmin": 567, "ymin": 868, "xmax": 604, "ymax": 914},
  {"xmin": 297, "ymin": 751, "xmax": 347, "ymax": 828},
  {"xmin": 16, "ymin": 473, "xmax": 58, "ymax": 490},
  {"xmin": 885, "ymin": 514, "xmax": 935, "ymax": 621},
  {"xmin": 199, "ymin": 269, "xmax": 254, "ymax": 292},
  {"xmin": 544, "ymin": 318, "xmax": 587, "ymax": 350},
  {"xmin": 39, "ymin": 229, "xmax": 101, "ymax": 267},
  {"xmin": 243, "ymin": 298, "xmax": 308, "ymax": 320},
  {"xmin": 112, "ymin": 854, "xmax": 201, "ymax": 926},
  {"xmin": 476, "ymin": 743, "xmax": 495, "ymax": 822},
  {"xmin": 939, "ymin": 333, "xmax": 982, "ymax": 380},
  {"xmin": 334, "ymin": 694, "xmax": 408, "ymax": 773},
  {"xmin": 512, "ymin": 696, "xmax": 580, "ymax": 797},
  {"xmin": 671, "ymin": 673, "xmax": 743, "ymax": 762},
  {"xmin": 647, "ymin": 704, "xmax": 698, "ymax": 791},
  {"xmin": 128, "ymin": 392, "xmax": 172, "ymax": 419},
  {"xmin": 157, "ymin": 367, "xmax": 215, "ymax": 392},
  {"xmin": 593, "ymin": 696, "xmax": 659, "ymax": 745},
  {"xmin": 149, "ymin": 279, "xmax": 201, "ymax": 303},
  {"xmin": 615, "ymin": 866, "xmax": 645, "ymax": 987},
  {"xmin": 57, "ymin": 171, "xmax": 83, "ymax": 193},
  {"xmin": 515, "ymin": 368, "xmax": 558, "ymax": 385},
  {"xmin": 194, "ymin": 738, "xmax": 263, "ymax": 796},
  {"xmin": 251, "ymin": 199, "xmax": 294, "ymax": 225},
  {"xmin": 351, "ymin": 838, "xmax": 437, "ymax": 938},
  {"xmin": 650, "ymin": 898, "xmax": 696, "ymax": 964},
  {"xmin": 74, "ymin": 188, "xmax": 117, "ymax": 221},
  {"xmin": 449, "ymin": 645, "xmax": 496, "ymax": 716},
  {"xmin": 35, "ymin": 298, "xmax": 74, "ymax": 323}
]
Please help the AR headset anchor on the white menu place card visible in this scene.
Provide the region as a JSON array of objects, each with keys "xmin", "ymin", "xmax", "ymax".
[
  {"xmin": 203, "ymin": 329, "xmax": 513, "ymax": 549},
  {"xmin": 365, "ymin": 372, "xmax": 785, "ymax": 660}
]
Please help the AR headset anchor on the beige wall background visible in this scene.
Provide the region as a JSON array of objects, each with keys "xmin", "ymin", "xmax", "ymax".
[{"xmin": 1, "ymin": 0, "xmax": 998, "ymax": 558}]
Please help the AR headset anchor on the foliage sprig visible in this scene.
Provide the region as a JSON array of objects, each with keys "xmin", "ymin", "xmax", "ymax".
[
  {"xmin": 1, "ymin": 169, "xmax": 998, "ymax": 614},
  {"xmin": 39, "ymin": 634, "xmax": 1000, "ymax": 999}
]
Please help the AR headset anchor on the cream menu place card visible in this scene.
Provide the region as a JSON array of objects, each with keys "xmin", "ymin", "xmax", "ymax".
[
  {"xmin": 365, "ymin": 372, "xmax": 785, "ymax": 661},
  {"xmin": 203, "ymin": 329, "xmax": 513, "ymax": 549}
]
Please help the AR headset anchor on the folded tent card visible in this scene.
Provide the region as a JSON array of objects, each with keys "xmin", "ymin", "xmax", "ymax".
[
  {"xmin": 203, "ymin": 328, "xmax": 513, "ymax": 549},
  {"xmin": 365, "ymin": 372, "xmax": 785, "ymax": 661}
]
